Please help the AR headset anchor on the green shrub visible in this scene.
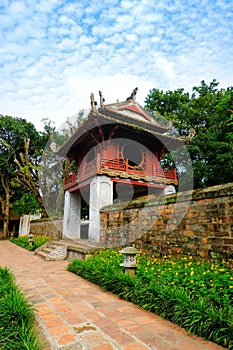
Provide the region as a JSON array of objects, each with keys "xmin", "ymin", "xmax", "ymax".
[
  {"xmin": 68, "ymin": 249, "xmax": 233, "ymax": 349},
  {"xmin": 10, "ymin": 235, "xmax": 51, "ymax": 251},
  {"xmin": 0, "ymin": 267, "xmax": 42, "ymax": 350}
]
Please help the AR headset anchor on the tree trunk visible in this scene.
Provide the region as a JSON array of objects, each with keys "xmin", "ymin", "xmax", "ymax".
[
  {"xmin": 3, "ymin": 193, "xmax": 10, "ymax": 238},
  {"xmin": 1, "ymin": 174, "xmax": 11, "ymax": 238}
]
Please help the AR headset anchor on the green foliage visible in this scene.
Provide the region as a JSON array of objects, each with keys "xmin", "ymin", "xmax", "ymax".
[
  {"xmin": 68, "ymin": 249, "xmax": 233, "ymax": 348},
  {"xmin": 0, "ymin": 267, "xmax": 41, "ymax": 350},
  {"xmin": 10, "ymin": 235, "xmax": 51, "ymax": 251},
  {"xmin": 0, "ymin": 115, "xmax": 49, "ymax": 235},
  {"xmin": 145, "ymin": 80, "xmax": 233, "ymax": 188},
  {"xmin": 12, "ymin": 192, "xmax": 41, "ymax": 215},
  {"xmin": 0, "ymin": 115, "xmax": 47, "ymax": 175},
  {"xmin": 145, "ymin": 87, "xmax": 190, "ymax": 120}
]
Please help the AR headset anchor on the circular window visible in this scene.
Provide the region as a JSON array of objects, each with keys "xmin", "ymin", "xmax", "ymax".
[{"xmin": 122, "ymin": 143, "xmax": 143, "ymax": 167}]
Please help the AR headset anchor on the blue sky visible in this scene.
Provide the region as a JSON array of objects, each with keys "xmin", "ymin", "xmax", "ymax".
[{"xmin": 0, "ymin": 0, "xmax": 232, "ymax": 130}]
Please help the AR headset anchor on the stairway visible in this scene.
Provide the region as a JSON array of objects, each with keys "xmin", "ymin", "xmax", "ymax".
[
  {"xmin": 35, "ymin": 241, "xmax": 67, "ymax": 261},
  {"xmin": 35, "ymin": 239, "xmax": 102, "ymax": 261}
]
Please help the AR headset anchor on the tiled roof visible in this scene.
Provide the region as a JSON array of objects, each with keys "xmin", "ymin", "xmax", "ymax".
[{"xmin": 59, "ymin": 97, "xmax": 182, "ymax": 157}]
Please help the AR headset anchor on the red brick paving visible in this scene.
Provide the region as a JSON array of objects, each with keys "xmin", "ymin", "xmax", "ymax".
[
  {"xmin": 92, "ymin": 344, "xmax": 114, "ymax": 350},
  {"xmin": 0, "ymin": 241, "xmax": 226, "ymax": 350}
]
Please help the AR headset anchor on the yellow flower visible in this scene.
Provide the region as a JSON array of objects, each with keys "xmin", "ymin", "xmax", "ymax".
[
  {"xmin": 171, "ymin": 281, "xmax": 175, "ymax": 285},
  {"xmin": 190, "ymin": 271, "xmax": 194, "ymax": 276},
  {"xmin": 219, "ymin": 268, "xmax": 225, "ymax": 272},
  {"xmin": 229, "ymin": 286, "xmax": 233, "ymax": 289},
  {"xmin": 190, "ymin": 280, "xmax": 194, "ymax": 283}
]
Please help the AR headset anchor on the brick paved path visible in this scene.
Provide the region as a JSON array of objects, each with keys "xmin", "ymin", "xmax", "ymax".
[{"xmin": 0, "ymin": 241, "xmax": 225, "ymax": 350}]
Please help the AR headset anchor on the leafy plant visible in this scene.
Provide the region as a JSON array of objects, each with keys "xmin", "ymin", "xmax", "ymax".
[
  {"xmin": 0, "ymin": 267, "xmax": 42, "ymax": 350},
  {"xmin": 10, "ymin": 235, "xmax": 51, "ymax": 251}
]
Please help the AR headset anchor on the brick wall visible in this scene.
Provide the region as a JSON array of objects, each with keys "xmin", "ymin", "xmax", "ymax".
[
  {"xmin": 30, "ymin": 218, "xmax": 63, "ymax": 240},
  {"xmin": 100, "ymin": 183, "xmax": 233, "ymax": 258}
]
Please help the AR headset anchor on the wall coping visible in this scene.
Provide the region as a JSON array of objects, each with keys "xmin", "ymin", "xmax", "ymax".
[
  {"xmin": 100, "ymin": 182, "xmax": 233, "ymax": 212},
  {"xmin": 30, "ymin": 217, "xmax": 63, "ymax": 223}
]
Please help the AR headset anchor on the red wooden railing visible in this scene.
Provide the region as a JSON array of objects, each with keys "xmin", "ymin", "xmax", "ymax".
[
  {"xmin": 64, "ymin": 157, "xmax": 177, "ymax": 186},
  {"xmin": 64, "ymin": 171, "xmax": 76, "ymax": 186},
  {"xmin": 100, "ymin": 158, "xmax": 145, "ymax": 174}
]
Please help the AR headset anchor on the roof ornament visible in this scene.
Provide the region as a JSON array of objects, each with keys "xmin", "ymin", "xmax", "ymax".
[
  {"xmin": 126, "ymin": 87, "xmax": 138, "ymax": 101},
  {"xmin": 90, "ymin": 92, "xmax": 97, "ymax": 112},
  {"xmin": 99, "ymin": 91, "xmax": 105, "ymax": 107}
]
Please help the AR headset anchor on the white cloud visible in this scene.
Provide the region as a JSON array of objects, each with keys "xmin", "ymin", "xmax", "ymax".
[
  {"xmin": 154, "ymin": 55, "xmax": 176, "ymax": 82},
  {"xmin": 0, "ymin": 0, "xmax": 232, "ymax": 131}
]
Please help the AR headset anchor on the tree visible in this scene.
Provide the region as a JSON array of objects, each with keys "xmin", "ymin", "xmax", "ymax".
[
  {"xmin": 12, "ymin": 111, "xmax": 85, "ymax": 220},
  {"xmin": 14, "ymin": 137, "xmax": 48, "ymax": 217},
  {"xmin": 0, "ymin": 110, "xmax": 87, "ymax": 236},
  {"xmin": 37, "ymin": 118, "xmax": 75, "ymax": 216},
  {"xmin": 0, "ymin": 115, "xmax": 47, "ymax": 237},
  {"xmin": 145, "ymin": 80, "xmax": 233, "ymax": 188},
  {"xmin": 145, "ymin": 87, "xmax": 190, "ymax": 121}
]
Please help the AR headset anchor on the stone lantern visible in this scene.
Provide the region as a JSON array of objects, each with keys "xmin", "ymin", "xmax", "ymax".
[
  {"xmin": 119, "ymin": 247, "xmax": 141, "ymax": 276},
  {"xmin": 28, "ymin": 232, "xmax": 34, "ymax": 247}
]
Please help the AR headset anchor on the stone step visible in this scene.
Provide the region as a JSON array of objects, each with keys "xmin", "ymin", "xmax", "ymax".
[
  {"xmin": 46, "ymin": 241, "xmax": 66, "ymax": 247},
  {"xmin": 40, "ymin": 247, "xmax": 52, "ymax": 254},
  {"xmin": 35, "ymin": 239, "xmax": 103, "ymax": 261},
  {"xmin": 35, "ymin": 250, "xmax": 48, "ymax": 260},
  {"xmin": 35, "ymin": 240, "xmax": 67, "ymax": 261}
]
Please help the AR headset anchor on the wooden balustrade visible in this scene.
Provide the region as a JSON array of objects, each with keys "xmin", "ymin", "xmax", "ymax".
[{"xmin": 64, "ymin": 157, "xmax": 177, "ymax": 187}]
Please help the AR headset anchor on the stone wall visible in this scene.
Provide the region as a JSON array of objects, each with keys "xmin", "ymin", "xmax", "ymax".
[
  {"xmin": 100, "ymin": 183, "xmax": 233, "ymax": 258},
  {"xmin": 30, "ymin": 218, "xmax": 63, "ymax": 240}
]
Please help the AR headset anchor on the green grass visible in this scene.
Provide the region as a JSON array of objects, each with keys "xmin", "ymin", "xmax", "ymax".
[
  {"xmin": 0, "ymin": 267, "xmax": 42, "ymax": 350},
  {"xmin": 68, "ymin": 249, "xmax": 233, "ymax": 349},
  {"xmin": 10, "ymin": 235, "xmax": 51, "ymax": 251}
]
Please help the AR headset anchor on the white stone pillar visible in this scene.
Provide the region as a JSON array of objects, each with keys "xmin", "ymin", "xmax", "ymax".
[
  {"xmin": 89, "ymin": 176, "xmax": 113, "ymax": 242},
  {"xmin": 63, "ymin": 190, "xmax": 81, "ymax": 240},
  {"xmin": 18, "ymin": 214, "xmax": 41, "ymax": 236}
]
